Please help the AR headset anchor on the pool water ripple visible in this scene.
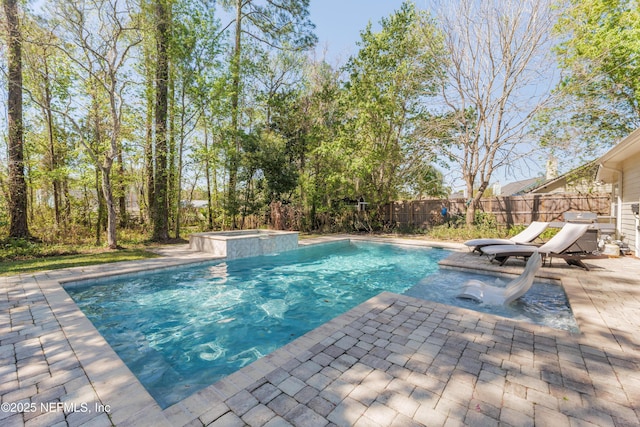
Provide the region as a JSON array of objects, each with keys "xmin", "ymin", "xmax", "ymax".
[{"xmin": 66, "ymin": 241, "xmax": 576, "ymax": 408}]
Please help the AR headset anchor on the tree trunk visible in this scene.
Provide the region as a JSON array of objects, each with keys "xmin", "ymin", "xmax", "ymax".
[
  {"xmin": 227, "ymin": 0, "xmax": 243, "ymax": 229},
  {"xmin": 174, "ymin": 82, "xmax": 190, "ymax": 239},
  {"xmin": 465, "ymin": 180, "xmax": 489, "ymax": 227},
  {"xmin": 118, "ymin": 153, "xmax": 128, "ymax": 227},
  {"xmin": 4, "ymin": 0, "xmax": 30, "ymax": 239},
  {"xmin": 63, "ymin": 179, "xmax": 71, "ymax": 227},
  {"xmin": 41, "ymin": 58, "xmax": 61, "ymax": 227},
  {"xmin": 95, "ymin": 168, "xmax": 104, "ymax": 245},
  {"xmin": 465, "ymin": 202, "xmax": 474, "ymax": 227},
  {"xmin": 152, "ymin": 0, "xmax": 170, "ymax": 241},
  {"xmin": 204, "ymin": 124, "xmax": 214, "ymax": 230},
  {"xmin": 168, "ymin": 74, "xmax": 177, "ymax": 236},
  {"xmin": 145, "ymin": 53, "xmax": 155, "ymax": 224},
  {"xmin": 24, "ymin": 148, "xmax": 34, "ymax": 224},
  {"xmin": 101, "ymin": 161, "xmax": 118, "ymax": 249}
]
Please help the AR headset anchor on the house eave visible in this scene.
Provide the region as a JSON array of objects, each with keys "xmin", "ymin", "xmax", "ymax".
[{"xmin": 597, "ymin": 127, "xmax": 640, "ymax": 182}]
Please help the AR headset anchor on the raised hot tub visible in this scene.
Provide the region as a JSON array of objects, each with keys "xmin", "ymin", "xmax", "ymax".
[{"xmin": 189, "ymin": 229, "xmax": 299, "ymax": 259}]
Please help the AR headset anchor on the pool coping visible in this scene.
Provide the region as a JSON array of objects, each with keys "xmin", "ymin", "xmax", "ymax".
[{"xmin": 2, "ymin": 235, "xmax": 639, "ymax": 426}]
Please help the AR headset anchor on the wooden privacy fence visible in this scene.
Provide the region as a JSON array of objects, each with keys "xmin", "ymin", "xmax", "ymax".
[{"xmin": 381, "ymin": 194, "xmax": 612, "ymax": 228}]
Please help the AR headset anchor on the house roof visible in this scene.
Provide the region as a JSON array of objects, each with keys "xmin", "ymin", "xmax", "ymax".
[
  {"xmin": 500, "ymin": 177, "xmax": 542, "ymax": 196},
  {"xmin": 447, "ymin": 177, "xmax": 545, "ymax": 199},
  {"xmin": 527, "ymin": 161, "xmax": 598, "ymax": 193},
  {"xmin": 596, "ymin": 127, "xmax": 640, "ymax": 183},
  {"xmin": 448, "ymin": 191, "xmax": 465, "ymax": 199}
]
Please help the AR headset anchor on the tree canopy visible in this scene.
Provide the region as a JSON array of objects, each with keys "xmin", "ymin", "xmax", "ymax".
[
  {"xmin": 535, "ymin": 0, "xmax": 640, "ymax": 164},
  {"xmin": 0, "ymin": 0, "xmax": 635, "ymax": 242},
  {"xmin": 340, "ymin": 2, "xmax": 445, "ymax": 206},
  {"xmin": 428, "ymin": 0, "xmax": 558, "ymax": 225}
]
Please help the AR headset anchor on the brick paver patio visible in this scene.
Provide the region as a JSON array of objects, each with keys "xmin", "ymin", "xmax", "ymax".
[{"xmin": 1, "ymin": 236, "xmax": 639, "ymax": 426}]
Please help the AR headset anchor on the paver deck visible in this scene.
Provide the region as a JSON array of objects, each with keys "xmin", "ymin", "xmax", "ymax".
[{"xmin": 1, "ymin": 235, "xmax": 639, "ymax": 426}]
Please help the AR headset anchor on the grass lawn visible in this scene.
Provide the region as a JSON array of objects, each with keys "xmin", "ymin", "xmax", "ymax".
[
  {"xmin": 0, "ymin": 248, "xmax": 160, "ymax": 276},
  {"xmin": 0, "ymin": 223, "xmax": 531, "ymax": 277}
]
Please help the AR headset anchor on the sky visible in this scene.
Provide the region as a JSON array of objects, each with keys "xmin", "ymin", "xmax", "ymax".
[
  {"xmin": 308, "ymin": 0, "xmax": 545, "ymax": 191},
  {"xmin": 309, "ymin": 0, "xmax": 415, "ymax": 64},
  {"xmin": 1, "ymin": 1, "xmax": 555, "ymax": 192}
]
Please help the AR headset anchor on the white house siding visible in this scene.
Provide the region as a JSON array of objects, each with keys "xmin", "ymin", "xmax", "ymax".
[{"xmin": 621, "ymin": 151, "xmax": 640, "ymax": 254}]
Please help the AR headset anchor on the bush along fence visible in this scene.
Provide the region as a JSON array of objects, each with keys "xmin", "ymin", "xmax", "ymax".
[{"xmin": 381, "ymin": 194, "xmax": 612, "ymax": 228}]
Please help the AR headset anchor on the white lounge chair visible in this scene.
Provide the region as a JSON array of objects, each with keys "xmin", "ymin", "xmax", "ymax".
[
  {"xmin": 464, "ymin": 221, "xmax": 549, "ymax": 254},
  {"xmin": 481, "ymin": 223, "xmax": 598, "ymax": 269},
  {"xmin": 457, "ymin": 252, "xmax": 542, "ymax": 304}
]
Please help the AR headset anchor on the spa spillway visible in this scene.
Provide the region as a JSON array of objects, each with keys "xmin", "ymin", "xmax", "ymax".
[{"xmin": 189, "ymin": 229, "xmax": 299, "ymax": 259}]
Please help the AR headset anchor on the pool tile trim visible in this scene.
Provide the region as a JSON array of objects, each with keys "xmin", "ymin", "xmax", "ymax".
[{"xmin": 2, "ymin": 235, "xmax": 639, "ymax": 426}]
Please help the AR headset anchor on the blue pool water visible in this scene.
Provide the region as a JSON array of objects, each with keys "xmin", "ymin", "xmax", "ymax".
[{"xmin": 66, "ymin": 241, "xmax": 576, "ymax": 408}]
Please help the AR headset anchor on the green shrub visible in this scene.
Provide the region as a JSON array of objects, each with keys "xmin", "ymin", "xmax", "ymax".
[{"xmin": 474, "ymin": 211, "xmax": 498, "ymax": 228}]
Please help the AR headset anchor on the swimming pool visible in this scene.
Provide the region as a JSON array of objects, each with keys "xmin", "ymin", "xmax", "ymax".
[{"xmin": 65, "ymin": 240, "xmax": 576, "ymax": 408}]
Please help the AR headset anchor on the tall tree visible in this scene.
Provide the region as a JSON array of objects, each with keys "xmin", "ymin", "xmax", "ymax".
[
  {"xmin": 342, "ymin": 2, "xmax": 445, "ymax": 206},
  {"xmin": 428, "ymin": 0, "xmax": 558, "ymax": 226},
  {"xmin": 22, "ymin": 21, "xmax": 73, "ymax": 230},
  {"xmin": 265, "ymin": 56, "xmax": 348, "ymax": 230},
  {"xmin": 537, "ymin": 0, "xmax": 640, "ymax": 162},
  {"xmin": 196, "ymin": 76, "xmax": 230, "ymax": 231},
  {"xmin": 42, "ymin": 0, "xmax": 142, "ymax": 248},
  {"xmin": 245, "ymin": 49, "xmax": 307, "ymax": 225},
  {"xmin": 169, "ymin": 0, "xmax": 223, "ymax": 238},
  {"xmin": 3, "ymin": 0, "xmax": 30, "ymax": 238},
  {"xmin": 219, "ymin": 0, "xmax": 316, "ymax": 228},
  {"xmin": 152, "ymin": 0, "xmax": 171, "ymax": 241},
  {"xmin": 305, "ymin": 60, "xmax": 345, "ymax": 230},
  {"xmin": 138, "ymin": 0, "xmax": 156, "ymax": 226}
]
